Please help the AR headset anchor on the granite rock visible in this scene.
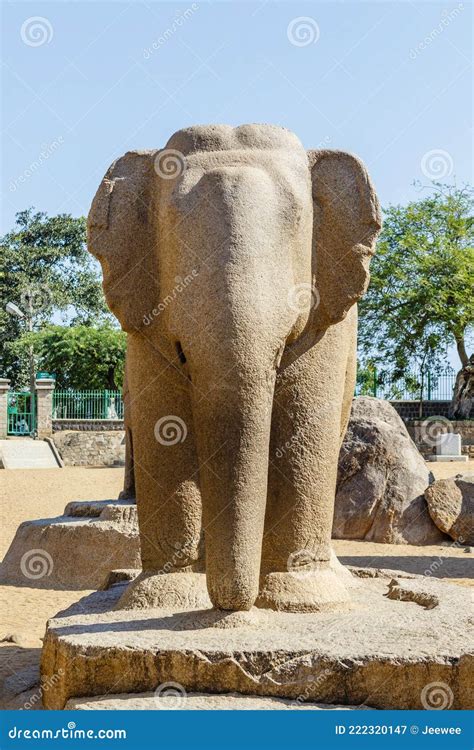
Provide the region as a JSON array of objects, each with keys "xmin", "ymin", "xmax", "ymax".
[{"xmin": 334, "ymin": 397, "xmax": 444, "ymax": 544}]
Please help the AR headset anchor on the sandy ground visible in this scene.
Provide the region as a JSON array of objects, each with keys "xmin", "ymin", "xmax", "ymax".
[
  {"xmin": 427, "ymin": 460, "xmax": 473, "ymax": 480},
  {"xmin": 0, "ymin": 467, "xmax": 123, "ymax": 560},
  {"xmin": 0, "ymin": 467, "xmax": 123, "ymax": 709},
  {"xmin": 0, "ymin": 462, "xmax": 472, "ymax": 709},
  {"xmin": 334, "ymin": 460, "xmax": 474, "ymax": 588}
]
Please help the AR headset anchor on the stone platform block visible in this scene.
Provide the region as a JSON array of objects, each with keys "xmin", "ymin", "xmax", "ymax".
[
  {"xmin": 66, "ymin": 692, "xmax": 374, "ymax": 710},
  {"xmin": 41, "ymin": 570, "xmax": 473, "ymax": 710},
  {"xmin": 0, "ymin": 500, "xmax": 139, "ymax": 590}
]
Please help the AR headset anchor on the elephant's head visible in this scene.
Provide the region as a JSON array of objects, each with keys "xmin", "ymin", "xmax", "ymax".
[{"xmin": 88, "ymin": 124, "xmax": 381, "ymax": 610}]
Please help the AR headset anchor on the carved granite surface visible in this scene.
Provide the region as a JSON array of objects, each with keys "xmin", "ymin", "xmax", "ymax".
[{"xmin": 41, "ymin": 571, "xmax": 473, "ymax": 710}]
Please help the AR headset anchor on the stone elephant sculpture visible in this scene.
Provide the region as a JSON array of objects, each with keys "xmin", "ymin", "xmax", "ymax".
[
  {"xmin": 88, "ymin": 124, "xmax": 381, "ymax": 613},
  {"xmin": 117, "ymin": 354, "xmax": 135, "ymax": 501}
]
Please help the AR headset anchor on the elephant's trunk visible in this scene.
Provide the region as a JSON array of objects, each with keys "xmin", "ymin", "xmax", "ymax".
[
  {"xmin": 190, "ymin": 356, "xmax": 276, "ymax": 611},
  {"xmin": 165, "ymin": 165, "xmax": 306, "ymax": 610}
]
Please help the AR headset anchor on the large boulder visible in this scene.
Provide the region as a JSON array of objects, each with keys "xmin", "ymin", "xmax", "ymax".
[
  {"xmin": 425, "ymin": 475, "xmax": 474, "ymax": 545},
  {"xmin": 334, "ymin": 397, "xmax": 445, "ymax": 545}
]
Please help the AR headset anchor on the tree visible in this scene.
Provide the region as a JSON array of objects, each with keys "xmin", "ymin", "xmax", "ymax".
[
  {"xmin": 0, "ymin": 209, "xmax": 111, "ymax": 386},
  {"xmin": 13, "ymin": 325, "xmax": 127, "ymax": 390},
  {"xmin": 358, "ymin": 184, "xmax": 474, "ymax": 417}
]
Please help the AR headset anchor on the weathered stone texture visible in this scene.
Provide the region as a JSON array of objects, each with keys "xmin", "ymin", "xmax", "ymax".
[
  {"xmin": 425, "ymin": 475, "xmax": 474, "ymax": 544},
  {"xmin": 88, "ymin": 124, "xmax": 381, "ymax": 613},
  {"xmin": 52, "ymin": 430, "xmax": 125, "ymax": 466},
  {"xmin": 0, "ymin": 500, "xmax": 139, "ymax": 589},
  {"xmin": 66, "ymin": 693, "xmax": 375, "ymax": 710},
  {"xmin": 334, "ymin": 397, "xmax": 444, "ymax": 544},
  {"xmin": 41, "ymin": 571, "xmax": 473, "ymax": 710}
]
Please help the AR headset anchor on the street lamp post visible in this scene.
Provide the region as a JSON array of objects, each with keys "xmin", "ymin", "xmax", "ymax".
[
  {"xmin": 6, "ymin": 295, "xmax": 36, "ymax": 398},
  {"xmin": 25, "ymin": 293, "xmax": 35, "ymax": 397}
]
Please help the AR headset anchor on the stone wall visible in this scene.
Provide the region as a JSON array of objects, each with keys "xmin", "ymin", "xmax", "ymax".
[
  {"xmin": 367, "ymin": 401, "xmax": 473, "ymax": 458},
  {"xmin": 51, "ymin": 411, "xmax": 474, "ymax": 466},
  {"xmin": 407, "ymin": 420, "xmax": 474, "ymax": 459},
  {"xmin": 53, "ymin": 419, "xmax": 124, "ymax": 431},
  {"xmin": 52, "ymin": 430, "xmax": 125, "ymax": 467},
  {"xmin": 390, "ymin": 401, "xmax": 451, "ymax": 420},
  {"xmin": 391, "ymin": 400, "xmax": 473, "ymax": 421}
]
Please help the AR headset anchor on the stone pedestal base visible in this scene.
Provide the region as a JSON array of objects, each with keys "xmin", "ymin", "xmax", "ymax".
[
  {"xmin": 256, "ymin": 568, "xmax": 351, "ymax": 612},
  {"xmin": 429, "ymin": 455, "xmax": 469, "ymax": 462},
  {"xmin": 40, "ymin": 570, "xmax": 472, "ymax": 710},
  {"xmin": 115, "ymin": 551, "xmax": 352, "ymax": 613},
  {"xmin": 0, "ymin": 500, "xmax": 139, "ymax": 590},
  {"xmin": 66, "ymin": 693, "xmax": 374, "ymax": 710},
  {"xmin": 116, "ymin": 571, "xmax": 211, "ymax": 611}
]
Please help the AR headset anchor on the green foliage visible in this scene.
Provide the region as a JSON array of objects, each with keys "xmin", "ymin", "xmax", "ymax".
[
  {"xmin": 355, "ymin": 362, "xmax": 378, "ymax": 396},
  {"xmin": 359, "ymin": 184, "xmax": 474, "ymax": 379},
  {"xmin": 0, "ymin": 209, "xmax": 112, "ymax": 385},
  {"xmin": 13, "ymin": 325, "xmax": 127, "ymax": 390}
]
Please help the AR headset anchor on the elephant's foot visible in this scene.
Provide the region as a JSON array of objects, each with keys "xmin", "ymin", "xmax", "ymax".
[
  {"xmin": 255, "ymin": 566, "xmax": 352, "ymax": 613},
  {"xmin": 115, "ymin": 571, "xmax": 211, "ymax": 611}
]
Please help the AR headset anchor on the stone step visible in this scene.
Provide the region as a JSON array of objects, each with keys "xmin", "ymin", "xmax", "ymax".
[
  {"xmin": 64, "ymin": 499, "xmax": 135, "ymax": 517},
  {"xmin": 429, "ymin": 455, "xmax": 469, "ymax": 462},
  {"xmin": 66, "ymin": 692, "xmax": 374, "ymax": 710},
  {"xmin": 0, "ymin": 439, "xmax": 61, "ymax": 469}
]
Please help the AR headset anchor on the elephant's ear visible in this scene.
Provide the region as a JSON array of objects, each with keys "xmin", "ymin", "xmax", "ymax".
[
  {"xmin": 308, "ymin": 150, "xmax": 381, "ymax": 329},
  {"xmin": 87, "ymin": 150, "xmax": 159, "ymax": 333}
]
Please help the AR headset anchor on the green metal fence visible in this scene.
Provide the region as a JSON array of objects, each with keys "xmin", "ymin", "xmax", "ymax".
[
  {"xmin": 355, "ymin": 368, "xmax": 456, "ymax": 401},
  {"xmin": 7, "ymin": 391, "xmax": 36, "ymax": 435},
  {"xmin": 53, "ymin": 390, "xmax": 124, "ymax": 420},
  {"xmin": 50, "ymin": 370, "xmax": 455, "ymax": 426}
]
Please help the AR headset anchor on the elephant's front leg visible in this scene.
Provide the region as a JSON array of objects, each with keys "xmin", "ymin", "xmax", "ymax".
[
  {"xmin": 116, "ymin": 333, "xmax": 209, "ymax": 610},
  {"xmin": 259, "ymin": 314, "xmax": 356, "ymax": 612}
]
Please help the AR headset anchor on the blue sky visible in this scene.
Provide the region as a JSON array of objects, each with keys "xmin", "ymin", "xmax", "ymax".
[{"xmin": 2, "ymin": 0, "xmax": 472, "ymax": 236}]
